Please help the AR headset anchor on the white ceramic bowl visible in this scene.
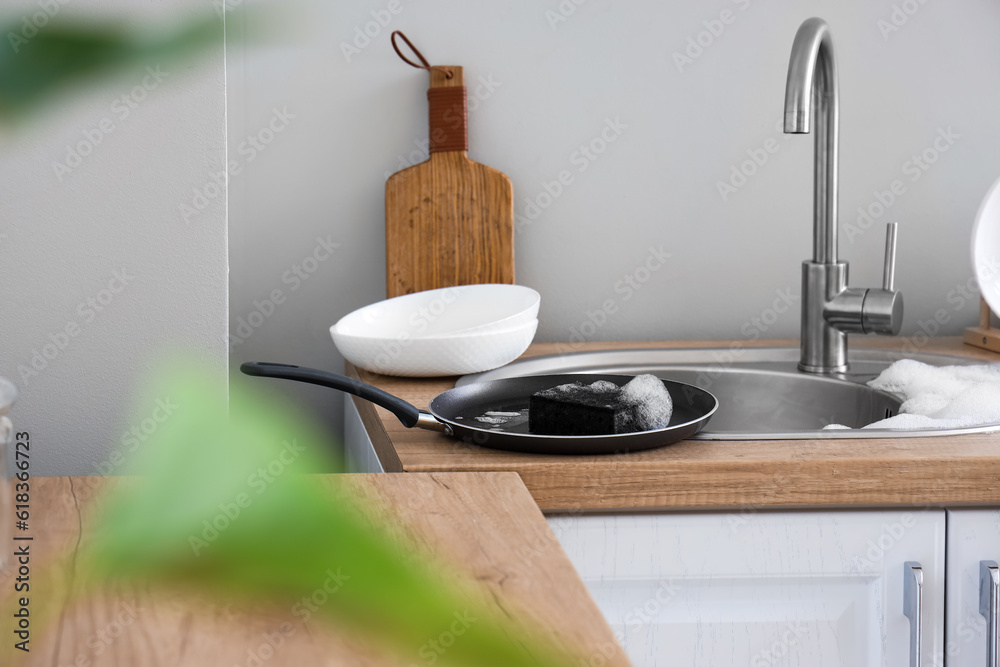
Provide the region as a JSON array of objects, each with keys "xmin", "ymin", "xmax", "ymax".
[
  {"xmin": 333, "ymin": 284, "xmax": 540, "ymax": 340},
  {"xmin": 330, "ymin": 285, "xmax": 541, "ymax": 376},
  {"xmin": 973, "ymin": 175, "xmax": 1000, "ymax": 316},
  {"xmin": 332, "ymin": 318, "xmax": 538, "ymax": 377}
]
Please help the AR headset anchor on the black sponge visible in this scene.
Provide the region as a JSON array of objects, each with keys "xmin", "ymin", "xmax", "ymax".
[{"xmin": 528, "ymin": 375, "xmax": 673, "ymax": 436}]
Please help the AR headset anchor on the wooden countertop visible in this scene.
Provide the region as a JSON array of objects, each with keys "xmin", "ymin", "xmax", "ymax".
[
  {"xmin": 1, "ymin": 474, "xmax": 628, "ymax": 667},
  {"xmin": 348, "ymin": 337, "xmax": 1000, "ymax": 512}
]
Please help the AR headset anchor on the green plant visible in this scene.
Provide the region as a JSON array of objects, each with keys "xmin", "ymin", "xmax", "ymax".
[
  {"xmin": 0, "ymin": 14, "xmax": 221, "ymax": 120},
  {"xmin": 73, "ymin": 359, "xmax": 577, "ymax": 666}
]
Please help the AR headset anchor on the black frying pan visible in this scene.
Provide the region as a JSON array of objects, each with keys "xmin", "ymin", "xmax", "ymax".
[{"xmin": 241, "ymin": 362, "xmax": 718, "ymax": 455}]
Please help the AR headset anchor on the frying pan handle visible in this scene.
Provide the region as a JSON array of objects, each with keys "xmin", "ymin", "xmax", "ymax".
[{"xmin": 240, "ymin": 362, "xmax": 421, "ymax": 428}]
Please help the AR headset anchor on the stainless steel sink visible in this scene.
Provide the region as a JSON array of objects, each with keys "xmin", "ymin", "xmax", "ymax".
[{"xmin": 458, "ymin": 347, "xmax": 1000, "ymax": 439}]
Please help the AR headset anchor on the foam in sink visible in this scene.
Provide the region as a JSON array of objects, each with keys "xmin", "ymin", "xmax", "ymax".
[{"xmin": 825, "ymin": 359, "xmax": 1000, "ymax": 430}]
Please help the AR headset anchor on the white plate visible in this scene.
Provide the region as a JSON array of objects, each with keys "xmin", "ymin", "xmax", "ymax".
[{"xmin": 973, "ymin": 175, "xmax": 1000, "ymax": 316}]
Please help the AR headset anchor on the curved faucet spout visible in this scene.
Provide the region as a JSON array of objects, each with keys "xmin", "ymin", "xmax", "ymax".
[
  {"xmin": 784, "ymin": 18, "xmax": 835, "ymax": 134},
  {"xmin": 783, "ymin": 17, "xmax": 838, "ymax": 264}
]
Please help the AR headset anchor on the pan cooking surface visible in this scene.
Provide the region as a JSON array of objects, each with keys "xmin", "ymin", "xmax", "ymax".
[{"xmin": 447, "ymin": 396, "xmax": 708, "ymax": 435}]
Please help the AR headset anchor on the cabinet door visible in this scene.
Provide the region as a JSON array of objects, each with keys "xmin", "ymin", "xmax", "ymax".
[
  {"xmin": 946, "ymin": 509, "xmax": 1000, "ymax": 667},
  {"xmin": 550, "ymin": 510, "xmax": 944, "ymax": 667}
]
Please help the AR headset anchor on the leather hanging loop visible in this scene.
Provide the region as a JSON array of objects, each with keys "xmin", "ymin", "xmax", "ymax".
[{"xmin": 390, "ymin": 30, "xmax": 453, "ymax": 79}]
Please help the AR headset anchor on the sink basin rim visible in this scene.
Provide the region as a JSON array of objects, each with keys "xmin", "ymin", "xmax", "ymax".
[{"xmin": 458, "ymin": 346, "xmax": 1000, "ymax": 440}]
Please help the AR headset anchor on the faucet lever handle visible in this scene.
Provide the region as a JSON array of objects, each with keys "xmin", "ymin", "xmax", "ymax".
[{"xmin": 883, "ymin": 222, "xmax": 898, "ymax": 291}]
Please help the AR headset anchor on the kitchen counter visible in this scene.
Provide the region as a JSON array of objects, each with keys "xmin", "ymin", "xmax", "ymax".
[
  {"xmin": 347, "ymin": 336, "xmax": 1000, "ymax": 512},
  {"xmin": 1, "ymin": 474, "xmax": 628, "ymax": 666}
]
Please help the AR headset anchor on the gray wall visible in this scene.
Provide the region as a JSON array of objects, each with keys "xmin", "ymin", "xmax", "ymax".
[
  {"xmin": 1, "ymin": 0, "xmax": 228, "ymax": 476},
  {"xmin": 7, "ymin": 0, "xmax": 995, "ymax": 475},
  {"xmin": 230, "ymin": 0, "xmax": 1000, "ymax": 457}
]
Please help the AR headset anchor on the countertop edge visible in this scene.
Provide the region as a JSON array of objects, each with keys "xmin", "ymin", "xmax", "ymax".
[{"xmin": 348, "ymin": 336, "xmax": 1000, "ymax": 511}]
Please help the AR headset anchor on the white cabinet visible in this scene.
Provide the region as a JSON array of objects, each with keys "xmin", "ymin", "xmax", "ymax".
[
  {"xmin": 550, "ymin": 511, "xmax": 946, "ymax": 667},
  {"xmin": 346, "ymin": 403, "xmax": 998, "ymax": 665},
  {"xmin": 946, "ymin": 510, "xmax": 1000, "ymax": 667}
]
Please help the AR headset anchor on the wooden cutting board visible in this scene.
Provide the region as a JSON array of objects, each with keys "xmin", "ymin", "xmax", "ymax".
[{"xmin": 385, "ymin": 65, "xmax": 514, "ymax": 298}]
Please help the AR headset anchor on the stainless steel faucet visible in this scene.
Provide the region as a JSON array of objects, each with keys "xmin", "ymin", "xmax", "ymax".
[{"xmin": 783, "ymin": 17, "xmax": 903, "ymax": 374}]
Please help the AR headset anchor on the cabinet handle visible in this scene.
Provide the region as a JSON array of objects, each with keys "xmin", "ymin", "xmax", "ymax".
[
  {"xmin": 981, "ymin": 561, "xmax": 999, "ymax": 667},
  {"xmin": 904, "ymin": 561, "xmax": 923, "ymax": 667}
]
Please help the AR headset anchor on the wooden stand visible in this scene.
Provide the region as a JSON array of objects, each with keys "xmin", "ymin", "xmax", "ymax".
[{"xmin": 963, "ymin": 297, "xmax": 1000, "ymax": 353}]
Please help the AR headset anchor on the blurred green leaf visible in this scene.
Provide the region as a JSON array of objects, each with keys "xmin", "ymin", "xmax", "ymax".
[
  {"xmin": 0, "ymin": 15, "xmax": 222, "ymax": 119},
  {"xmin": 80, "ymin": 359, "xmax": 576, "ymax": 667}
]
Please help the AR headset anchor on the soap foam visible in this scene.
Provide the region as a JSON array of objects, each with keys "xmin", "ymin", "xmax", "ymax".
[
  {"xmin": 823, "ymin": 359, "xmax": 1000, "ymax": 431},
  {"xmin": 618, "ymin": 374, "xmax": 674, "ymax": 431}
]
